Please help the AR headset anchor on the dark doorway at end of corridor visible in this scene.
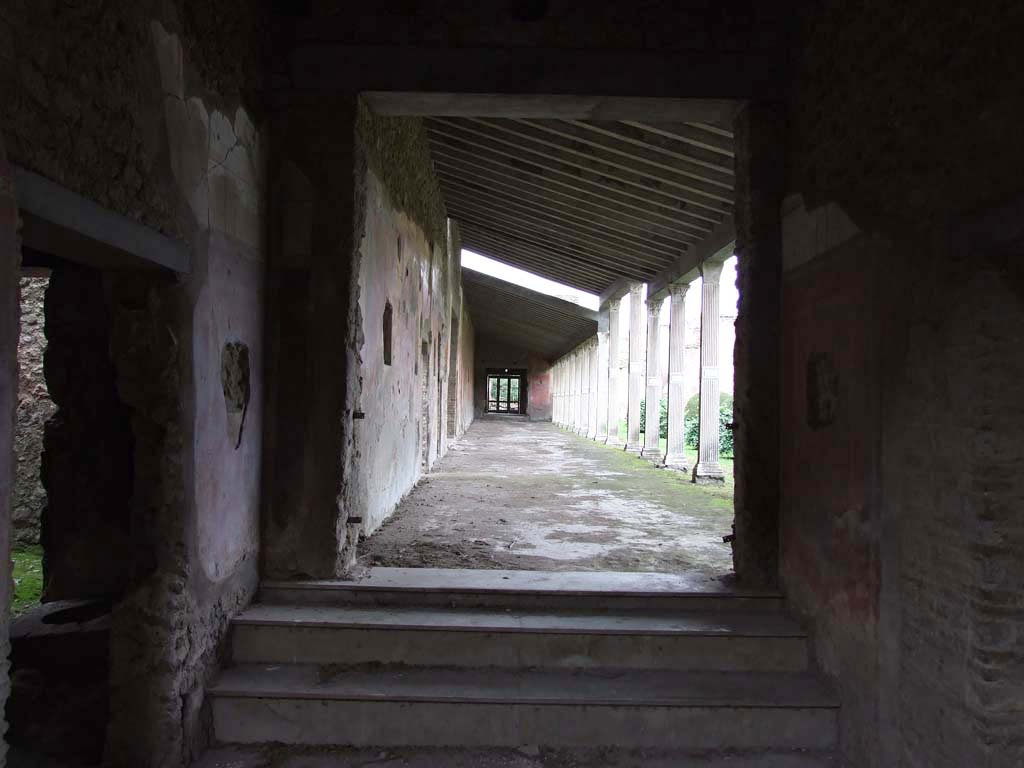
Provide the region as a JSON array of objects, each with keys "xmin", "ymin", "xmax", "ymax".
[{"xmin": 485, "ymin": 368, "xmax": 526, "ymax": 415}]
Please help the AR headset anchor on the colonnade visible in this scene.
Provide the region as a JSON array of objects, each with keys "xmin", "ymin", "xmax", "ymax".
[{"xmin": 552, "ymin": 261, "xmax": 727, "ymax": 484}]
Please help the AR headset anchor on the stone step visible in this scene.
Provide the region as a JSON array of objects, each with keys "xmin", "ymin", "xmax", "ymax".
[
  {"xmin": 209, "ymin": 664, "xmax": 838, "ymax": 751},
  {"xmin": 260, "ymin": 567, "xmax": 785, "ymax": 613},
  {"xmin": 232, "ymin": 604, "xmax": 808, "ymax": 671},
  {"xmin": 195, "ymin": 744, "xmax": 839, "ymax": 768}
]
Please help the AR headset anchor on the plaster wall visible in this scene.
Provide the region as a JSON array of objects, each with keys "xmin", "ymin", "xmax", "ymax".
[
  {"xmin": 0, "ymin": 131, "xmax": 21, "ymax": 768},
  {"xmin": 0, "ymin": 4, "xmax": 268, "ymax": 764},
  {"xmin": 780, "ymin": 203, "xmax": 884, "ymax": 767},
  {"xmin": 474, "ymin": 337, "xmax": 552, "ymax": 421},
  {"xmin": 781, "ymin": 195, "xmax": 1024, "ymax": 768},
  {"xmin": 778, "ymin": 5, "xmax": 1024, "ymax": 766},
  {"xmin": 192, "ymin": 231, "xmax": 263, "ymax": 582},
  {"xmin": 355, "ymin": 170, "xmax": 457, "ymax": 535}
]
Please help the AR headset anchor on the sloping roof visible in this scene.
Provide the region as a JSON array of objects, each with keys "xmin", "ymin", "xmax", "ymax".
[
  {"xmin": 461, "ymin": 268, "xmax": 598, "ymax": 360},
  {"xmin": 428, "ymin": 116, "xmax": 735, "ymax": 295}
]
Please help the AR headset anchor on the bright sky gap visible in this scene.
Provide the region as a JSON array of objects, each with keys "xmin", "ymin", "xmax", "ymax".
[{"xmin": 462, "ymin": 249, "xmax": 600, "ymax": 311}]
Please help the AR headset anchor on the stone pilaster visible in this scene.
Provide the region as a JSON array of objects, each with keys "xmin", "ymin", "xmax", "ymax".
[
  {"xmin": 625, "ymin": 283, "xmax": 645, "ymax": 453},
  {"xmin": 732, "ymin": 102, "xmax": 783, "ymax": 587},
  {"xmin": 572, "ymin": 349, "xmax": 582, "ymax": 433},
  {"xmin": 594, "ymin": 329, "xmax": 609, "ymax": 441},
  {"xmin": 693, "ymin": 261, "xmax": 725, "ymax": 484},
  {"xmin": 553, "ymin": 363, "xmax": 561, "ymax": 425},
  {"xmin": 579, "ymin": 343, "xmax": 590, "ymax": 436},
  {"xmin": 566, "ymin": 353, "xmax": 573, "ymax": 429},
  {"xmin": 561, "ymin": 360, "xmax": 569, "ymax": 428},
  {"xmin": 664, "ymin": 282, "xmax": 691, "ymax": 471},
  {"xmin": 605, "ymin": 298, "xmax": 624, "ymax": 446},
  {"xmin": 642, "ymin": 296, "xmax": 664, "ymax": 463},
  {"xmin": 586, "ymin": 341, "xmax": 598, "ymax": 439}
]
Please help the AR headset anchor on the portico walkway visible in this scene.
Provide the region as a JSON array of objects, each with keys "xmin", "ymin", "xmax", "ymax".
[{"xmin": 359, "ymin": 416, "xmax": 734, "ymax": 582}]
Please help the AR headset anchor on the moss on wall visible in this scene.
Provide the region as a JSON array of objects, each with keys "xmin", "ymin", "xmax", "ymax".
[{"xmin": 356, "ymin": 100, "xmax": 447, "ymax": 248}]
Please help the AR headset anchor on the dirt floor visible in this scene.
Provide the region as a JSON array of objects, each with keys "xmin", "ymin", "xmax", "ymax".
[{"xmin": 358, "ymin": 416, "xmax": 734, "ymax": 581}]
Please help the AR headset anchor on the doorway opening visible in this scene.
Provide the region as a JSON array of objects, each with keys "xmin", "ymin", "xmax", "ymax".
[
  {"xmin": 485, "ymin": 369, "xmax": 525, "ymax": 415},
  {"xmin": 8, "ymin": 250, "xmax": 174, "ymax": 767},
  {"xmin": 353, "ymin": 93, "xmax": 755, "ymax": 588}
]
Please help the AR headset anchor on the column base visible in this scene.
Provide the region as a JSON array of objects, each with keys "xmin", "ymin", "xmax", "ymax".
[
  {"xmin": 587, "ymin": 429, "xmax": 599, "ymax": 440},
  {"xmin": 641, "ymin": 447, "xmax": 663, "ymax": 464},
  {"xmin": 595, "ymin": 432, "xmax": 609, "ymax": 443},
  {"xmin": 625, "ymin": 441, "xmax": 643, "ymax": 454},
  {"xmin": 663, "ymin": 453, "xmax": 690, "ymax": 473},
  {"xmin": 692, "ymin": 462, "xmax": 726, "ymax": 484},
  {"xmin": 605, "ymin": 435, "xmax": 625, "ymax": 448}
]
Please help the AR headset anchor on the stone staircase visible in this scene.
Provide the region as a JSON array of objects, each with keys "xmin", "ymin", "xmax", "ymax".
[{"xmin": 208, "ymin": 568, "xmax": 837, "ymax": 758}]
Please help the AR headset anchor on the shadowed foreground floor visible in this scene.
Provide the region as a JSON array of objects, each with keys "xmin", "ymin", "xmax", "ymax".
[{"xmin": 359, "ymin": 416, "xmax": 734, "ymax": 582}]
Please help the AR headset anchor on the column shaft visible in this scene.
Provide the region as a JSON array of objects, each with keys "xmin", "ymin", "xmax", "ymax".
[
  {"xmin": 642, "ymin": 297, "xmax": 664, "ymax": 462},
  {"xmin": 605, "ymin": 298, "xmax": 624, "ymax": 446},
  {"xmin": 594, "ymin": 329, "xmax": 609, "ymax": 441},
  {"xmin": 693, "ymin": 261, "xmax": 725, "ymax": 484},
  {"xmin": 557, "ymin": 362, "xmax": 565, "ymax": 428},
  {"xmin": 664, "ymin": 282, "xmax": 690, "ymax": 470},
  {"xmin": 586, "ymin": 341, "xmax": 599, "ymax": 439},
  {"xmin": 573, "ymin": 350, "xmax": 582, "ymax": 432},
  {"xmin": 579, "ymin": 344, "xmax": 590, "ymax": 436},
  {"xmin": 625, "ymin": 283, "xmax": 645, "ymax": 452}
]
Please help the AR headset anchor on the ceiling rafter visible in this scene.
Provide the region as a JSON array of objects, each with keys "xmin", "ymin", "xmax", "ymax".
[
  {"xmin": 459, "ymin": 222, "xmax": 646, "ymax": 285},
  {"xmin": 440, "ymin": 176, "xmax": 696, "ymax": 253},
  {"xmin": 431, "ymin": 146, "xmax": 712, "ymax": 237},
  {"xmin": 427, "ymin": 124, "xmax": 723, "ymax": 226},
  {"xmin": 462, "ymin": 117, "xmax": 733, "ymax": 209},
  {"xmin": 516, "ymin": 118, "xmax": 734, "ymax": 188},
  {"xmin": 622, "ymin": 121, "xmax": 734, "ymax": 157},
  {"xmin": 429, "ymin": 119, "xmax": 727, "ymax": 223},
  {"xmin": 460, "ymin": 227, "xmax": 619, "ymax": 292},
  {"xmin": 447, "ymin": 203, "xmax": 674, "ymax": 273}
]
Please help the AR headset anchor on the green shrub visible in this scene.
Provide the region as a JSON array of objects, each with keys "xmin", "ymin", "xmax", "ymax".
[
  {"xmin": 684, "ymin": 392, "xmax": 733, "ymax": 456},
  {"xmin": 638, "ymin": 398, "xmax": 668, "ymax": 439}
]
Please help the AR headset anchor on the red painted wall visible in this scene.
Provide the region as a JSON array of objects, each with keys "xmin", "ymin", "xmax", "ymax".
[{"xmin": 781, "ymin": 233, "xmax": 886, "ymax": 766}]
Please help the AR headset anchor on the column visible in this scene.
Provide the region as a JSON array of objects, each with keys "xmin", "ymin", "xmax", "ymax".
[
  {"xmin": 573, "ymin": 350, "xmax": 582, "ymax": 433},
  {"xmin": 594, "ymin": 328, "xmax": 609, "ymax": 441},
  {"xmin": 605, "ymin": 298, "xmax": 624, "ymax": 446},
  {"xmin": 642, "ymin": 295, "xmax": 664, "ymax": 462},
  {"xmin": 557, "ymin": 362, "xmax": 565, "ymax": 428},
  {"xmin": 590, "ymin": 342, "xmax": 597, "ymax": 436},
  {"xmin": 559, "ymin": 362, "xmax": 566, "ymax": 426},
  {"xmin": 693, "ymin": 261, "xmax": 725, "ymax": 484},
  {"xmin": 579, "ymin": 344, "xmax": 590, "ymax": 436},
  {"xmin": 625, "ymin": 282, "xmax": 645, "ymax": 453},
  {"xmin": 664, "ymin": 282, "xmax": 690, "ymax": 470},
  {"xmin": 732, "ymin": 102, "xmax": 783, "ymax": 587},
  {"xmin": 566, "ymin": 355, "xmax": 572, "ymax": 428}
]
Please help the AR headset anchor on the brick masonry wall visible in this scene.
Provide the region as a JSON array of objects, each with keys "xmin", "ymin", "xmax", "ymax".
[{"xmin": 13, "ymin": 276, "xmax": 52, "ymax": 545}]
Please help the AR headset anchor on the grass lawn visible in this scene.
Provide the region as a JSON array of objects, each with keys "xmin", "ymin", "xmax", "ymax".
[
  {"xmin": 12, "ymin": 545, "xmax": 43, "ymax": 615},
  {"xmin": 617, "ymin": 422, "xmax": 733, "ymax": 470},
  {"xmin": 612, "ymin": 420, "xmax": 734, "ymax": 501}
]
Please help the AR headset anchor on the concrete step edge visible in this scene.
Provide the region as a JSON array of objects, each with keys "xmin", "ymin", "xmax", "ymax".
[
  {"xmin": 232, "ymin": 608, "xmax": 807, "ymax": 638},
  {"xmin": 209, "ymin": 665, "xmax": 839, "ymax": 710},
  {"xmin": 260, "ymin": 581, "xmax": 785, "ymax": 601}
]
